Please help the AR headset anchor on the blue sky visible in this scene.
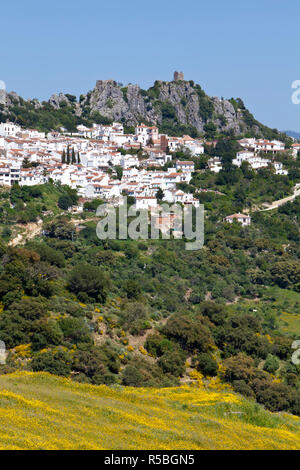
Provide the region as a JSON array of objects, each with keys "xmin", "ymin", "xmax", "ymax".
[{"xmin": 2, "ymin": 0, "xmax": 300, "ymax": 131}]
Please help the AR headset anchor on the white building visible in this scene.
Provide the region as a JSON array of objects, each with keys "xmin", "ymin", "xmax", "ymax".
[
  {"xmin": 135, "ymin": 196, "xmax": 158, "ymax": 210},
  {"xmin": 0, "ymin": 122, "xmax": 21, "ymax": 137},
  {"xmin": 19, "ymin": 169, "xmax": 46, "ymax": 186},
  {"xmin": 224, "ymin": 213, "xmax": 251, "ymax": 226},
  {"xmin": 292, "ymin": 143, "xmax": 300, "ymax": 158},
  {"xmin": 273, "ymin": 161, "xmax": 288, "ymax": 175},
  {"xmin": 120, "ymin": 154, "xmax": 140, "ymax": 169},
  {"xmin": 135, "ymin": 123, "xmax": 159, "ymax": 145},
  {"xmin": 176, "ymin": 161, "xmax": 195, "ymax": 172},
  {"xmin": 183, "ymin": 140, "xmax": 204, "ymax": 156},
  {"xmin": 207, "ymin": 157, "xmax": 222, "ymax": 173}
]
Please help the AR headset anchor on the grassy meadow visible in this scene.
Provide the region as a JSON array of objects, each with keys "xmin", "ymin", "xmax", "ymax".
[{"xmin": 0, "ymin": 371, "xmax": 300, "ymax": 450}]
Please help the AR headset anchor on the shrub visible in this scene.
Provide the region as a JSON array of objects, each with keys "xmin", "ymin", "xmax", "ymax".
[
  {"xmin": 124, "ymin": 280, "xmax": 141, "ymax": 299},
  {"xmin": 162, "ymin": 314, "xmax": 215, "ymax": 353},
  {"xmin": 72, "ymin": 345, "xmax": 119, "ymax": 384},
  {"xmin": 119, "ymin": 302, "xmax": 148, "ymax": 333},
  {"xmin": 31, "ymin": 350, "xmax": 72, "ymax": 377},
  {"xmin": 263, "ymin": 354, "xmax": 280, "ymax": 374},
  {"xmin": 233, "ymin": 380, "xmax": 255, "ymax": 398},
  {"xmin": 196, "ymin": 353, "xmax": 218, "ymax": 377},
  {"xmin": 145, "ymin": 334, "xmax": 175, "ymax": 357},
  {"xmin": 122, "ymin": 365, "xmax": 144, "ymax": 387},
  {"xmin": 58, "ymin": 317, "xmax": 92, "ymax": 345},
  {"xmin": 157, "ymin": 348, "xmax": 186, "ymax": 377},
  {"xmin": 31, "ymin": 243, "xmax": 65, "ymax": 267},
  {"xmin": 68, "ymin": 263, "xmax": 110, "ymax": 303}
]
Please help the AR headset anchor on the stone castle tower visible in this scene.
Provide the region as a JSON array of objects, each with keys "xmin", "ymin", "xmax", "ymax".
[{"xmin": 173, "ymin": 71, "xmax": 184, "ymax": 81}]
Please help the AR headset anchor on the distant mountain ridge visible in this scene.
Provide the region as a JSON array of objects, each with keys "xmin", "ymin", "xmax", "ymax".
[
  {"xmin": 283, "ymin": 130, "xmax": 300, "ymax": 140},
  {"xmin": 0, "ymin": 73, "xmax": 290, "ymax": 141}
]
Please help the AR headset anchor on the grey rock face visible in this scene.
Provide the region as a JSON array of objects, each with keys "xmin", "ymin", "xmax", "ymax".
[
  {"xmin": 31, "ymin": 98, "xmax": 42, "ymax": 109},
  {"xmin": 0, "ymin": 82, "xmax": 6, "ymax": 106},
  {"xmin": 211, "ymin": 97, "xmax": 241, "ymax": 133},
  {"xmin": 89, "ymin": 80, "xmax": 128, "ymax": 121},
  {"xmin": 0, "ymin": 90, "xmax": 6, "ymax": 106},
  {"xmin": 48, "ymin": 93, "xmax": 71, "ymax": 109},
  {"xmin": 2, "ymin": 78, "xmax": 269, "ymax": 137},
  {"xmin": 6, "ymin": 92, "xmax": 21, "ymax": 106},
  {"xmin": 87, "ymin": 81, "xmax": 158, "ymax": 125},
  {"xmin": 81, "ymin": 79, "xmax": 251, "ymax": 135}
]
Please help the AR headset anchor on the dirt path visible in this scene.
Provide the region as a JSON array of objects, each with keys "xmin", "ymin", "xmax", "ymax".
[
  {"xmin": 71, "ymin": 217, "xmax": 97, "ymax": 226},
  {"xmin": 127, "ymin": 317, "xmax": 170, "ymax": 359},
  {"xmin": 8, "ymin": 219, "xmax": 43, "ymax": 247},
  {"xmin": 259, "ymin": 184, "xmax": 300, "ymax": 212}
]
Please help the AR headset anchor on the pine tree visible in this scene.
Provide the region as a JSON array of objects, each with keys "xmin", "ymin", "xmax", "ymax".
[
  {"xmin": 77, "ymin": 152, "xmax": 81, "ymax": 164},
  {"xmin": 71, "ymin": 147, "xmax": 76, "ymax": 164},
  {"xmin": 66, "ymin": 145, "xmax": 70, "ymax": 164},
  {"xmin": 62, "ymin": 149, "xmax": 66, "ymax": 164},
  {"xmin": 156, "ymin": 188, "xmax": 164, "ymax": 201}
]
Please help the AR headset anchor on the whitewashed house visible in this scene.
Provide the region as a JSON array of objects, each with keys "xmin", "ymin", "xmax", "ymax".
[
  {"xmin": 176, "ymin": 161, "xmax": 195, "ymax": 172},
  {"xmin": 224, "ymin": 213, "xmax": 251, "ymax": 226},
  {"xmin": 135, "ymin": 196, "xmax": 157, "ymax": 210},
  {"xmin": 0, "ymin": 122, "xmax": 21, "ymax": 137}
]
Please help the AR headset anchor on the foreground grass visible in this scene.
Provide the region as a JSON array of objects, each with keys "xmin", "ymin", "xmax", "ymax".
[{"xmin": 0, "ymin": 371, "xmax": 300, "ymax": 449}]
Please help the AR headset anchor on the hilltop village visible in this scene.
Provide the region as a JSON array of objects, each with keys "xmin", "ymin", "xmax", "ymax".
[{"xmin": 0, "ymin": 119, "xmax": 296, "ymax": 217}]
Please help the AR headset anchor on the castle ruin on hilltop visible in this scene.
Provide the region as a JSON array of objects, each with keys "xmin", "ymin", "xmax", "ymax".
[{"xmin": 173, "ymin": 71, "xmax": 184, "ymax": 81}]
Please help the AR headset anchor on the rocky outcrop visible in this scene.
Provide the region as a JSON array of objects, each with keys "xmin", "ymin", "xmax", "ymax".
[
  {"xmin": 5, "ymin": 92, "xmax": 21, "ymax": 107},
  {"xmin": 0, "ymin": 76, "xmax": 279, "ymax": 138},
  {"xmin": 1, "ymin": 92, "xmax": 42, "ymax": 109},
  {"xmin": 80, "ymin": 79, "xmax": 251, "ymax": 135},
  {"xmin": 48, "ymin": 93, "xmax": 72, "ymax": 109},
  {"xmin": 83, "ymin": 80, "xmax": 158, "ymax": 125}
]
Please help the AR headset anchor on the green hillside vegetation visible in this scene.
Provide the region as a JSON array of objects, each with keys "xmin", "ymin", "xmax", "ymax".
[
  {"xmin": 0, "ymin": 139, "xmax": 300, "ymax": 427},
  {"xmin": 0, "ymin": 183, "xmax": 78, "ymax": 240},
  {"xmin": 226, "ymin": 287, "xmax": 300, "ymax": 337},
  {"xmin": 177, "ymin": 139, "xmax": 300, "ymax": 214},
  {"xmin": 0, "ymin": 174, "xmax": 300, "ymax": 418}
]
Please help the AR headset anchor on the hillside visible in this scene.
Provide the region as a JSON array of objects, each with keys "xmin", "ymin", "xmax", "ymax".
[
  {"xmin": 0, "ymin": 371, "xmax": 300, "ymax": 450},
  {"xmin": 0, "ymin": 75, "xmax": 289, "ymax": 141},
  {"xmin": 2, "ymin": 180, "xmax": 300, "ymax": 420}
]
